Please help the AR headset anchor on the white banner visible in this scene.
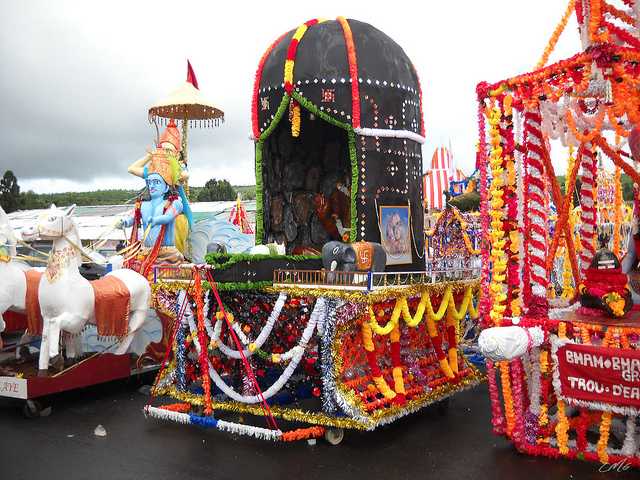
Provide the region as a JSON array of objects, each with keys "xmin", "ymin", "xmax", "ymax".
[{"xmin": 0, "ymin": 376, "xmax": 28, "ymax": 399}]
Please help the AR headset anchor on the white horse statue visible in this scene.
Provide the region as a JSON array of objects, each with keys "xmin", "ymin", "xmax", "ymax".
[
  {"xmin": 0, "ymin": 205, "xmax": 31, "ymax": 349},
  {"xmin": 25, "ymin": 205, "xmax": 151, "ymax": 371}
]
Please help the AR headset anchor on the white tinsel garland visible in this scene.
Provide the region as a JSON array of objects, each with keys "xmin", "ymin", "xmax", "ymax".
[
  {"xmin": 144, "ymin": 406, "xmax": 283, "ymax": 441},
  {"xmin": 621, "ymin": 415, "xmax": 637, "ymax": 456},
  {"xmin": 189, "ymin": 296, "xmax": 326, "ymax": 404},
  {"xmin": 207, "ymin": 292, "xmax": 287, "ymax": 359}
]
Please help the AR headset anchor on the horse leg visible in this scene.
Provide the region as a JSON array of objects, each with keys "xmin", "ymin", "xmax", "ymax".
[
  {"xmin": 52, "ymin": 312, "xmax": 87, "ymax": 361},
  {"xmin": 38, "ymin": 315, "xmax": 56, "ymax": 371},
  {"xmin": 16, "ymin": 330, "xmax": 31, "ymax": 360},
  {"xmin": 64, "ymin": 333, "xmax": 83, "ymax": 360},
  {"xmin": 113, "ymin": 308, "xmax": 147, "ymax": 355}
]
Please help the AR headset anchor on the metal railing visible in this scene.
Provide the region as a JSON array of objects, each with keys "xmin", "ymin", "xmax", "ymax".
[
  {"xmin": 154, "ymin": 261, "xmax": 481, "ymax": 290},
  {"xmin": 273, "ymin": 269, "xmax": 370, "ymax": 290},
  {"xmin": 274, "ymin": 265, "xmax": 480, "ymax": 291},
  {"xmin": 152, "ymin": 263, "xmax": 213, "ymax": 283}
]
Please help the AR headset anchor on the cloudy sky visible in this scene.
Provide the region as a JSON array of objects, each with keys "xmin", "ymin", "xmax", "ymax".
[{"xmin": 0, "ymin": 0, "xmax": 581, "ymax": 193}]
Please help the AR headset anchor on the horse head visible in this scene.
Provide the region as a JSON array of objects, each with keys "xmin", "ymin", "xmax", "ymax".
[
  {"xmin": 0, "ymin": 205, "xmax": 17, "ymax": 258},
  {"xmin": 35, "ymin": 204, "xmax": 77, "ymax": 241}
]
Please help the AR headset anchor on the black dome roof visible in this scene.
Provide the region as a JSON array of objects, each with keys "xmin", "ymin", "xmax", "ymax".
[{"xmin": 252, "ymin": 18, "xmax": 424, "ymax": 139}]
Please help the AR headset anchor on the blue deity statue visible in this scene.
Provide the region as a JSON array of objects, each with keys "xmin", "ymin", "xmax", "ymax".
[{"xmin": 120, "ymin": 120, "xmax": 192, "ymax": 264}]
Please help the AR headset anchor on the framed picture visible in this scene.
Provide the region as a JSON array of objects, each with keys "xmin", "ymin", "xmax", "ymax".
[{"xmin": 378, "ymin": 205, "xmax": 412, "ymax": 265}]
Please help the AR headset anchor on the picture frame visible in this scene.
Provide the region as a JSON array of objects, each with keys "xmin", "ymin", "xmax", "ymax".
[{"xmin": 378, "ymin": 204, "xmax": 412, "ymax": 265}]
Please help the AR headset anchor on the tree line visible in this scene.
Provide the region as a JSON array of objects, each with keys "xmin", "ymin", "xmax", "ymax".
[
  {"xmin": 1, "ymin": 169, "xmax": 634, "ymax": 213},
  {"xmin": 0, "ymin": 170, "xmax": 256, "ymax": 212}
]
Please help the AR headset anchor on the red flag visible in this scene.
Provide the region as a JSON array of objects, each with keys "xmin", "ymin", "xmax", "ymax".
[{"xmin": 186, "ymin": 60, "xmax": 199, "ymax": 89}]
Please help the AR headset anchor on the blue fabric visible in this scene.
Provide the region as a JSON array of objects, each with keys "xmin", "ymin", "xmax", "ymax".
[{"xmin": 189, "ymin": 414, "xmax": 218, "ymax": 428}]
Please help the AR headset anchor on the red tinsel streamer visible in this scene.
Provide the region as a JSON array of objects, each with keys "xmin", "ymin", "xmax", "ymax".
[
  {"xmin": 486, "ymin": 360, "xmax": 506, "ymax": 434},
  {"xmin": 389, "ymin": 331, "xmax": 406, "ymax": 405},
  {"xmin": 281, "ymin": 426, "xmax": 325, "ymax": 442},
  {"xmin": 604, "ymin": 21, "xmax": 640, "ymax": 49},
  {"xmin": 576, "ymin": 409, "xmax": 589, "ymax": 452},
  {"xmin": 251, "ymin": 32, "xmax": 288, "ymax": 139},
  {"xmin": 578, "ymin": 144, "xmax": 597, "ymax": 276},
  {"xmin": 499, "ymin": 98, "xmax": 519, "ymax": 315},
  {"xmin": 510, "ymin": 359, "xmax": 526, "ymax": 447},
  {"xmin": 365, "ymin": 350, "xmax": 383, "ymax": 377},
  {"xmin": 429, "ymin": 328, "xmax": 446, "ymax": 361},
  {"xmin": 523, "ymin": 109, "xmax": 548, "ymax": 315},
  {"xmin": 159, "ymin": 403, "xmax": 192, "ymax": 413}
]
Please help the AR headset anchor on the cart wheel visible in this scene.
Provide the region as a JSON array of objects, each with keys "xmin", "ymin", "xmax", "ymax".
[
  {"xmin": 22, "ymin": 400, "xmax": 43, "ymax": 419},
  {"xmin": 436, "ymin": 397, "xmax": 450, "ymax": 415},
  {"xmin": 324, "ymin": 427, "xmax": 344, "ymax": 446}
]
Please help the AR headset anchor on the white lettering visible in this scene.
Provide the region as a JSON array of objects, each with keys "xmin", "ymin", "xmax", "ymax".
[
  {"xmin": 599, "ymin": 458, "xmax": 632, "ymax": 473},
  {"xmin": 622, "ymin": 368, "xmax": 640, "ymax": 382},
  {"xmin": 612, "ymin": 357, "xmax": 620, "ymax": 371}
]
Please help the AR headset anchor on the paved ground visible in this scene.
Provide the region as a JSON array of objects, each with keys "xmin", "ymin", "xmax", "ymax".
[{"xmin": 0, "ymin": 377, "xmax": 636, "ymax": 480}]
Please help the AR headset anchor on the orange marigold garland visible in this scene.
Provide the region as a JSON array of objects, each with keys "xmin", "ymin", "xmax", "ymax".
[
  {"xmin": 535, "ymin": 0, "xmax": 576, "ymax": 69},
  {"xmin": 337, "ymin": 16, "xmax": 361, "ymax": 128},
  {"xmin": 555, "ymin": 400, "xmax": 570, "ymax": 454}
]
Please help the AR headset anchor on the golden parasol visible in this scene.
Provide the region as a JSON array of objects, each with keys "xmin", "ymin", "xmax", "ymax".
[{"xmin": 148, "ymin": 60, "xmax": 224, "ymax": 169}]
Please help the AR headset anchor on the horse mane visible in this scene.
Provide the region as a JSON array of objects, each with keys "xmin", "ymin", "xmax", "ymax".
[{"xmin": 64, "ymin": 217, "xmax": 83, "ymax": 267}]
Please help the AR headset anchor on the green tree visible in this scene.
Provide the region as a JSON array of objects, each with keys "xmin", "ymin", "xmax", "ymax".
[
  {"xmin": 0, "ymin": 170, "xmax": 21, "ymax": 213},
  {"xmin": 20, "ymin": 190, "xmax": 46, "ymax": 210},
  {"xmin": 235, "ymin": 185, "xmax": 256, "ymax": 200},
  {"xmin": 197, "ymin": 178, "xmax": 236, "ymax": 201}
]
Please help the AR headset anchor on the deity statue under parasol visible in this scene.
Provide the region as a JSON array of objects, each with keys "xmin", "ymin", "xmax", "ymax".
[{"xmin": 119, "ymin": 120, "xmax": 192, "ymax": 266}]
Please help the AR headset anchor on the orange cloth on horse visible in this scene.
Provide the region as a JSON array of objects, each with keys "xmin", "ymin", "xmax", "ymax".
[
  {"xmin": 24, "ymin": 270, "xmax": 43, "ymax": 335},
  {"xmin": 91, "ymin": 276, "xmax": 131, "ymax": 338}
]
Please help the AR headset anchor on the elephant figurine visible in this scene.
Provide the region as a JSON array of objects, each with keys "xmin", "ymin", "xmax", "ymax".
[{"xmin": 321, "ymin": 241, "xmax": 387, "ymax": 283}]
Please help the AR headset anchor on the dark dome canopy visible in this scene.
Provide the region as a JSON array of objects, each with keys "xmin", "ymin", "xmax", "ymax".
[
  {"xmin": 252, "ymin": 17, "xmax": 426, "ymax": 271},
  {"xmin": 252, "ymin": 18, "xmax": 424, "ymax": 140}
]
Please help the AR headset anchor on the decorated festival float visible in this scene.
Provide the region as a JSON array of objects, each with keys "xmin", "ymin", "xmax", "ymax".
[
  {"xmin": 0, "ymin": 63, "xmax": 232, "ymax": 415},
  {"xmin": 144, "ymin": 17, "xmax": 483, "ymax": 444},
  {"xmin": 477, "ymin": 0, "xmax": 640, "ymax": 466}
]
